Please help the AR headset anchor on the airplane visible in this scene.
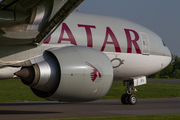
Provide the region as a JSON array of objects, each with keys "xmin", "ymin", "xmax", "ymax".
[{"xmin": 0, "ymin": 0, "xmax": 171, "ymax": 105}]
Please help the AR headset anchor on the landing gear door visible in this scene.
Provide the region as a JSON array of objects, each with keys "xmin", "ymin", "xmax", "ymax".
[
  {"xmin": 140, "ymin": 33, "xmax": 150, "ymax": 55},
  {"xmin": 133, "ymin": 76, "xmax": 147, "ymax": 87}
]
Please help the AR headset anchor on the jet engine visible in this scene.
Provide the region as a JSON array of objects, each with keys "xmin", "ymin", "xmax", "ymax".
[{"xmin": 16, "ymin": 46, "xmax": 113, "ymax": 102}]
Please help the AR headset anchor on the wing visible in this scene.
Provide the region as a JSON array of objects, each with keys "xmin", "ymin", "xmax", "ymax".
[{"xmin": 0, "ymin": 0, "xmax": 84, "ymax": 45}]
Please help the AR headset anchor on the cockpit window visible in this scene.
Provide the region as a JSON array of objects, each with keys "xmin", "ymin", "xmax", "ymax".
[{"xmin": 162, "ymin": 40, "xmax": 166, "ymax": 46}]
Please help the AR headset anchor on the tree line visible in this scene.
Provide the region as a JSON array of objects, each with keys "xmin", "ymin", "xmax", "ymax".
[{"xmin": 148, "ymin": 55, "xmax": 180, "ymax": 79}]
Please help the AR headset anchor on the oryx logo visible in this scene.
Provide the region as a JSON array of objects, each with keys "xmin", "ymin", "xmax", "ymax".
[{"xmin": 85, "ymin": 62, "xmax": 103, "ymax": 82}]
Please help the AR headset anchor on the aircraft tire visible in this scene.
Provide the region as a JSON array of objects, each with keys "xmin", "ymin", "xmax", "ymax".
[
  {"xmin": 128, "ymin": 94, "xmax": 137, "ymax": 105},
  {"xmin": 121, "ymin": 94, "xmax": 129, "ymax": 104}
]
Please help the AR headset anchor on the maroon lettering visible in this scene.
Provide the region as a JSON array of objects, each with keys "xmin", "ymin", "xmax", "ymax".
[
  {"xmin": 101, "ymin": 27, "xmax": 121, "ymax": 52},
  {"xmin": 44, "ymin": 36, "xmax": 51, "ymax": 44},
  {"xmin": 58, "ymin": 23, "xmax": 77, "ymax": 45},
  {"xmin": 78, "ymin": 24, "xmax": 96, "ymax": 47},
  {"xmin": 124, "ymin": 29, "xmax": 141, "ymax": 54}
]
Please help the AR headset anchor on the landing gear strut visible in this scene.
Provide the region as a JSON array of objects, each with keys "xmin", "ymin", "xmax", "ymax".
[{"xmin": 121, "ymin": 80, "xmax": 137, "ymax": 105}]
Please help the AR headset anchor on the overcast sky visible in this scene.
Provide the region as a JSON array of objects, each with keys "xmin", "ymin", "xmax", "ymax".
[{"xmin": 77, "ymin": 0, "xmax": 180, "ymax": 57}]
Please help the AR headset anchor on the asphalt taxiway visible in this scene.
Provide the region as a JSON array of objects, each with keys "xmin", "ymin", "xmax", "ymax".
[
  {"xmin": 147, "ymin": 79, "xmax": 180, "ymax": 83},
  {"xmin": 0, "ymin": 98, "xmax": 180, "ymax": 120},
  {"xmin": 0, "ymin": 79, "xmax": 180, "ymax": 120}
]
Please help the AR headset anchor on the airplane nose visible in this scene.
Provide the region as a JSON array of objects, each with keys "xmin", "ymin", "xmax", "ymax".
[
  {"xmin": 162, "ymin": 47, "xmax": 172, "ymax": 69},
  {"xmin": 165, "ymin": 47, "xmax": 172, "ymax": 58}
]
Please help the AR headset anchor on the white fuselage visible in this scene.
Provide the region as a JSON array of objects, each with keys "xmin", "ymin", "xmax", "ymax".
[
  {"xmin": 0, "ymin": 12, "xmax": 171, "ymax": 81},
  {"xmin": 42, "ymin": 12, "xmax": 171, "ymax": 80}
]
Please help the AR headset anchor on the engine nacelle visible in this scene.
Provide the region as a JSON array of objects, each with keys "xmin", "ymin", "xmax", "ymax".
[{"xmin": 16, "ymin": 46, "xmax": 113, "ymax": 102}]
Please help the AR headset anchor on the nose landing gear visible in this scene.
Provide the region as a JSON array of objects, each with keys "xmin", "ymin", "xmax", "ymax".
[{"xmin": 121, "ymin": 80, "xmax": 137, "ymax": 105}]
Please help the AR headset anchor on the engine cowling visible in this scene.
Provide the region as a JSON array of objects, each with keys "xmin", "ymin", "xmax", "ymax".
[{"xmin": 16, "ymin": 46, "xmax": 113, "ymax": 102}]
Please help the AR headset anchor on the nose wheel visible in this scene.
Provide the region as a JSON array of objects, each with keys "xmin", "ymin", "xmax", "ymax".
[
  {"xmin": 121, "ymin": 80, "xmax": 137, "ymax": 105},
  {"xmin": 121, "ymin": 94, "xmax": 137, "ymax": 105}
]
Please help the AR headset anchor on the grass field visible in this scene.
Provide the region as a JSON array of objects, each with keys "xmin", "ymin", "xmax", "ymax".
[
  {"xmin": 103, "ymin": 80, "xmax": 180, "ymax": 100},
  {"xmin": 1, "ymin": 79, "xmax": 180, "ymax": 120},
  {"xmin": 0, "ymin": 79, "xmax": 180, "ymax": 102},
  {"xmin": 0, "ymin": 79, "xmax": 45, "ymax": 102},
  {"xmin": 40, "ymin": 114, "xmax": 180, "ymax": 120}
]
